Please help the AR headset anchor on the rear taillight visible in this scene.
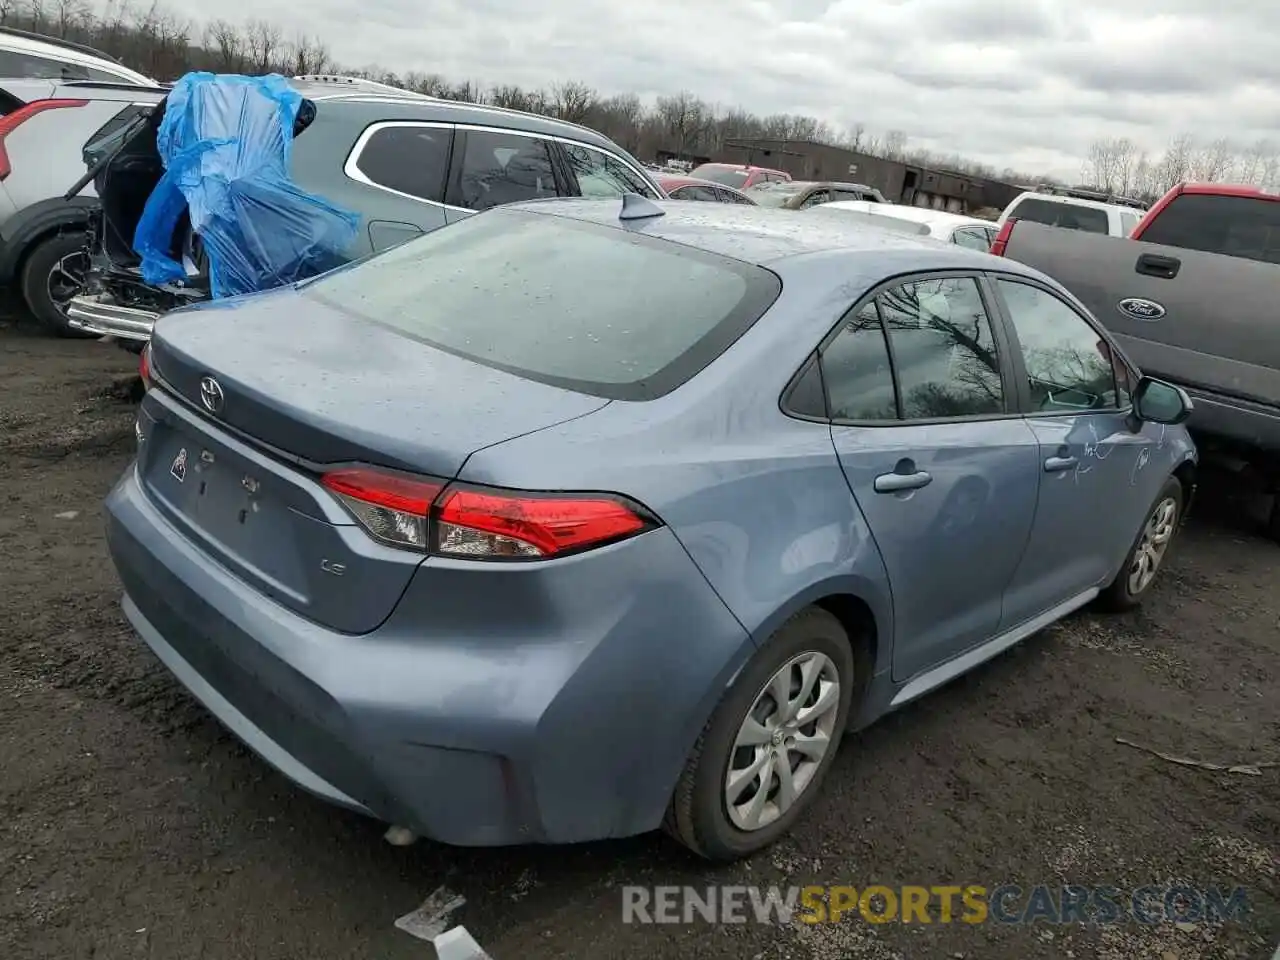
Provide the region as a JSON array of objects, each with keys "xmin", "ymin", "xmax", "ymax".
[
  {"xmin": 989, "ymin": 218, "xmax": 1016, "ymax": 256},
  {"xmin": 321, "ymin": 466, "xmax": 657, "ymax": 559},
  {"xmin": 0, "ymin": 99, "xmax": 87, "ymax": 180},
  {"xmin": 435, "ymin": 485, "xmax": 651, "ymax": 558},
  {"xmin": 138, "ymin": 343, "xmax": 153, "ymax": 391},
  {"xmin": 321, "ymin": 468, "xmax": 444, "ymax": 550}
]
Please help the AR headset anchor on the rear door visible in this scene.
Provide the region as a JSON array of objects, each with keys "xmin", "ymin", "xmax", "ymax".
[
  {"xmin": 821, "ymin": 273, "xmax": 1041, "ymax": 680},
  {"xmin": 344, "ymin": 120, "xmax": 454, "ymax": 250},
  {"xmin": 990, "ymin": 274, "xmax": 1157, "ymax": 621}
]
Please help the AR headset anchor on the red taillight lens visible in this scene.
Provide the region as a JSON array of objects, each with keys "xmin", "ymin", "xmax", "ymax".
[
  {"xmin": 989, "ymin": 218, "xmax": 1016, "ymax": 256},
  {"xmin": 138, "ymin": 343, "xmax": 153, "ymax": 391},
  {"xmin": 0, "ymin": 99, "xmax": 87, "ymax": 179},
  {"xmin": 321, "ymin": 467, "xmax": 445, "ymax": 550},
  {"xmin": 320, "ymin": 466, "xmax": 656, "ymax": 559},
  {"xmin": 435, "ymin": 486, "xmax": 652, "ymax": 559}
]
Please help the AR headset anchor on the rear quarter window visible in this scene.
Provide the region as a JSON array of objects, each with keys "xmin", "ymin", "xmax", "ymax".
[
  {"xmin": 301, "ymin": 210, "xmax": 782, "ymax": 400},
  {"xmin": 1009, "ymin": 198, "xmax": 1109, "ymax": 234},
  {"xmin": 1139, "ymin": 194, "xmax": 1280, "ymax": 264}
]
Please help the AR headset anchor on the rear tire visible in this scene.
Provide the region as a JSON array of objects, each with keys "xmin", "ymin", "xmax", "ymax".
[
  {"xmin": 664, "ymin": 607, "xmax": 855, "ymax": 862},
  {"xmin": 20, "ymin": 232, "xmax": 93, "ymax": 337},
  {"xmin": 1098, "ymin": 476, "xmax": 1184, "ymax": 611}
]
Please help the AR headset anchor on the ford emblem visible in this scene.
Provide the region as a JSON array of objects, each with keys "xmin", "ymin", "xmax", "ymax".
[{"xmin": 1117, "ymin": 297, "xmax": 1166, "ymax": 322}]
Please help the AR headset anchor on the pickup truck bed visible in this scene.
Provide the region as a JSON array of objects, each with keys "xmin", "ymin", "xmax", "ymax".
[{"xmin": 996, "ymin": 219, "xmax": 1280, "ymax": 454}]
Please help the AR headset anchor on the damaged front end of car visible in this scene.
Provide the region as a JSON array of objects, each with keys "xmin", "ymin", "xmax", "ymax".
[{"xmin": 64, "ymin": 72, "xmax": 358, "ymax": 350}]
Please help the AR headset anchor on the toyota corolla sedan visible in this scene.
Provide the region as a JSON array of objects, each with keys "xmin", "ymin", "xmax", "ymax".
[{"xmin": 107, "ymin": 197, "xmax": 1197, "ymax": 862}]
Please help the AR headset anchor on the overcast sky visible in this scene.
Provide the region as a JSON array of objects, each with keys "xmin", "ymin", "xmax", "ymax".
[{"xmin": 155, "ymin": 0, "xmax": 1278, "ymax": 178}]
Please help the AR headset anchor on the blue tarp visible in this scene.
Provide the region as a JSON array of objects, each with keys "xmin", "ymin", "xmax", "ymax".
[{"xmin": 133, "ymin": 72, "xmax": 360, "ymax": 299}]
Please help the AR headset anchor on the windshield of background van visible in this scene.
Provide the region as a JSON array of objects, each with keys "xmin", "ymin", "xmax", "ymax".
[{"xmin": 300, "ymin": 209, "xmax": 778, "ymax": 399}]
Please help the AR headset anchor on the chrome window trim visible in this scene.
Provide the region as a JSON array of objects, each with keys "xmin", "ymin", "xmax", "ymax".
[{"xmin": 343, "ymin": 119, "xmax": 660, "ymax": 211}]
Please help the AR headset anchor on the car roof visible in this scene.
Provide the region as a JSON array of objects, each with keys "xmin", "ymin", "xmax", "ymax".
[
  {"xmin": 503, "ymin": 197, "xmax": 980, "ymax": 265},
  {"xmin": 1008, "ymin": 191, "xmax": 1135, "ymax": 215},
  {"xmin": 307, "ymin": 92, "xmax": 625, "ymax": 151},
  {"xmin": 821, "ymin": 201, "xmax": 992, "ymax": 228},
  {"xmin": 657, "ymin": 174, "xmax": 736, "ymax": 190},
  {"xmin": 693, "ymin": 162, "xmax": 785, "ymax": 173}
]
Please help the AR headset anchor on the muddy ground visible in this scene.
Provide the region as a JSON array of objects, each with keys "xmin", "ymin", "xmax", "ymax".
[{"xmin": 1, "ymin": 314, "xmax": 1277, "ymax": 960}]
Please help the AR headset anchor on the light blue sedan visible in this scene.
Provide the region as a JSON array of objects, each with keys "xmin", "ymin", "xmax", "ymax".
[{"xmin": 108, "ymin": 196, "xmax": 1196, "ymax": 862}]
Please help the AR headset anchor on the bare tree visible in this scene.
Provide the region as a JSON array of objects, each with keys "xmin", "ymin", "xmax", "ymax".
[
  {"xmin": 1189, "ymin": 137, "xmax": 1236, "ymax": 182},
  {"xmin": 288, "ymin": 33, "xmax": 332, "ymax": 75},
  {"xmin": 549, "ymin": 81, "xmax": 596, "ymax": 125},
  {"xmin": 244, "ymin": 18, "xmax": 282, "ymax": 74},
  {"xmin": 204, "ymin": 19, "xmax": 245, "ymax": 73},
  {"xmin": 52, "ymin": 0, "xmax": 88, "ymax": 36},
  {"xmin": 881, "ymin": 129, "xmax": 907, "ymax": 160},
  {"xmin": 655, "ymin": 91, "xmax": 711, "ymax": 159}
]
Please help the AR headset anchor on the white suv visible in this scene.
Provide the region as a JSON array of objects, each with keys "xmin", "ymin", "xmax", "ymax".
[
  {"xmin": 0, "ymin": 26, "xmax": 153, "ymax": 89},
  {"xmin": 997, "ymin": 190, "xmax": 1145, "ymax": 238}
]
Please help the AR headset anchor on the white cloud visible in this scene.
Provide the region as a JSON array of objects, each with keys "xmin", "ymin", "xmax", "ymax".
[{"xmin": 149, "ymin": 0, "xmax": 1280, "ymax": 178}]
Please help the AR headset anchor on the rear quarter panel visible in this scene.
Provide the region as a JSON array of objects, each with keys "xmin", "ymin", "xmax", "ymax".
[
  {"xmin": 1001, "ymin": 221, "xmax": 1280, "ymax": 412},
  {"xmin": 457, "ymin": 251, "xmax": 912, "ymax": 667}
]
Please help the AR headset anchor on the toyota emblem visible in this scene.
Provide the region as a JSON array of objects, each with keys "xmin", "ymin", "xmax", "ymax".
[{"xmin": 199, "ymin": 376, "xmax": 224, "ymax": 414}]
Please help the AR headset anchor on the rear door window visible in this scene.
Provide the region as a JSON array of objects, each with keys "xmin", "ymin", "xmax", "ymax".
[
  {"xmin": 951, "ymin": 227, "xmax": 992, "ymax": 251},
  {"xmin": 450, "ymin": 129, "xmax": 559, "ymax": 211},
  {"xmin": 300, "ymin": 209, "xmax": 781, "ymax": 400},
  {"xmin": 671, "ymin": 185, "xmax": 719, "ymax": 202},
  {"xmin": 0, "ymin": 50, "xmax": 89, "ymax": 80},
  {"xmin": 1009, "ymin": 198, "xmax": 1109, "ymax": 234},
  {"xmin": 352, "ymin": 123, "xmax": 453, "ymax": 204},
  {"xmin": 560, "ymin": 142, "xmax": 658, "ymax": 198},
  {"xmin": 1138, "ymin": 194, "xmax": 1280, "ymax": 264}
]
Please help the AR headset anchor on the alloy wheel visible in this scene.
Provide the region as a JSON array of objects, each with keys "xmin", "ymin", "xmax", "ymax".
[
  {"xmin": 724, "ymin": 651, "xmax": 841, "ymax": 831},
  {"xmin": 1127, "ymin": 496, "xmax": 1178, "ymax": 595},
  {"xmin": 46, "ymin": 252, "xmax": 88, "ymax": 313}
]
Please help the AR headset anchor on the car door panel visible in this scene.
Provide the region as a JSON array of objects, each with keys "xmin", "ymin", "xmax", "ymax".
[
  {"xmin": 819, "ymin": 277, "xmax": 1040, "ymax": 681},
  {"xmin": 832, "ymin": 421, "xmax": 1041, "ymax": 680},
  {"xmin": 991, "ymin": 275, "xmax": 1165, "ymax": 623}
]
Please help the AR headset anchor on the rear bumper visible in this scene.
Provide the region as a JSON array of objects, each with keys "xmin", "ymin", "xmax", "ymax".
[
  {"xmin": 105, "ymin": 464, "xmax": 752, "ymax": 846},
  {"xmin": 66, "ymin": 294, "xmax": 159, "ymax": 341}
]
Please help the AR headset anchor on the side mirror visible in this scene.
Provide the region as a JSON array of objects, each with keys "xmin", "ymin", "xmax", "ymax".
[{"xmin": 1134, "ymin": 376, "xmax": 1193, "ymax": 425}]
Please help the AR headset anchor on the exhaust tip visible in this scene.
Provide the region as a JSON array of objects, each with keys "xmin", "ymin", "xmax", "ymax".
[{"xmin": 383, "ymin": 825, "xmax": 418, "ymax": 846}]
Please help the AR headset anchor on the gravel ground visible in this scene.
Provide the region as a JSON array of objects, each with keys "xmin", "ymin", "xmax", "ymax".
[{"xmin": 2, "ymin": 315, "xmax": 1277, "ymax": 960}]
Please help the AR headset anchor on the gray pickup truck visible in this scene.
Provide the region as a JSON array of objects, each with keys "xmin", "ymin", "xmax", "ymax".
[{"xmin": 992, "ymin": 183, "xmax": 1280, "ymax": 539}]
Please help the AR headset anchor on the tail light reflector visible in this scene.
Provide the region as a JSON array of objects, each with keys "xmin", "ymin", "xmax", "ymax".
[
  {"xmin": 320, "ymin": 466, "xmax": 657, "ymax": 559},
  {"xmin": 321, "ymin": 468, "xmax": 444, "ymax": 550},
  {"xmin": 0, "ymin": 99, "xmax": 87, "ymax": 180},
  {"xmin": 989, "ymin": 218, "xmax": 1015, "ymax": 256},
  {"xmin": 138, "ymin": 343, "xmax": 153, "ymax": 391}
]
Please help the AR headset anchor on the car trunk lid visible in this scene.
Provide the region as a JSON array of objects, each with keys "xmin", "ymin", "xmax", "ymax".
[{"xmin": 139, "ymin": 289, "xmax": 609, "ymax": 633}]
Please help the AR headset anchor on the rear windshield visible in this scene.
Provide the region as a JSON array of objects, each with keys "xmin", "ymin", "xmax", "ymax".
[
  {"xmin": 1139, "ymin": 194, "xmax": 1280, "ymax": 264},
  {"xmin": 692, "ymin": 165, "xmax": 750, "ymax": 188},
  {"xmin": 301, "ymin": 209, "xmax": 781, "ymax": 400},
  {"xmin": 1009, "ymin": 198, "xmax": 1109, "ymax": 234}
]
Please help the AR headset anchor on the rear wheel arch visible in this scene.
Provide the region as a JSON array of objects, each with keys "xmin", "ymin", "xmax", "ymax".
[
  {"xmin": 812, "ymin": 593, "xmax": 877, "ymax": 701},
  {"xmin": 746, "ymin": 578, "xmax": 891, "ymax": 681}
]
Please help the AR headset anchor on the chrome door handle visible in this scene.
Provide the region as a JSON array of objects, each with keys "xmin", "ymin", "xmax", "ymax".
[
  {"xmin": 1044, "ymin": 456, "xmax": 1078, "ymax": 472},
  {"xmin": 874, "ymin": 470, "xmax": 933, "ymax": 493}
]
